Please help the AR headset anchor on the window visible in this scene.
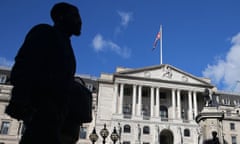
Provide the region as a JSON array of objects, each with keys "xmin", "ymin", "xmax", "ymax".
[
  {"xmin": 17, "ymin": 122, "xmax": 25, "ymax": 136},
  {"xmin": 86, "ymin": 84, "xmax": 93, "ymax": 91},
  {"xmin": 124, "ymin": 85, "xmax": 133, "ymax": 96},
  {"xmin": 123, "ymin": 105, "xmax": 131, "ymax": 115},
  {"xmin": 0, "ymin": 75, "xmax": 7, "ymax": 84},
  {"xmin": 142, "ymin": 87, "xmax": 150, "ymax": 97},
  {"xmin": 79, "ymin": 126, "xmax": 87, "ymax": 139},
  {"xmin": 0, "ymin": 121, "xmax": 10, "ymax": 135},
  {"xmin": 230, "ymin": 123, "xmax": 235, "ymax": 130},
  {"xmin": 231, "ymin": 136, "xmax": 237, "ymax": 144},
  {"xmin": 160, "ymin": 92, "xmax": 166, "ymax": 99},
  {"xmin": 184, "ymin": 129, "xmax": 190, "ymax": 137},
  {"xmin": 160, "ymin": 106, "xmax": 168, "ymax": 120},
  {"xmin": 123, "ymin": 125, "xmax": 131, "ymax": 133},
  {"xmin": 143, "ymin": 126, "xmax": 150, "ymax": 134}
]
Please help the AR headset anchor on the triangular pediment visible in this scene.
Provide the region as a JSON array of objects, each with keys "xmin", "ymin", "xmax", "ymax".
[{"xmin": 114, "ymin": 64, "xmax": 212, "ymax": 86}]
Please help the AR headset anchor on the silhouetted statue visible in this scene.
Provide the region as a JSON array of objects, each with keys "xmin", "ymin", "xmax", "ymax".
[
  {"xmin": 5, "ymin": 2, "xmax": 90, "ymax": 144},
  {"xmin": 203, "ymin": 131, "xmax": 220, "ymax": 144},
  {"xmin": 204, "ymin": 88, "xmax": 212, "ymax": 107}
]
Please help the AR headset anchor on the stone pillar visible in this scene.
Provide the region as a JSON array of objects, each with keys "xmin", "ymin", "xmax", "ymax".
[
  {"xmin": 132, "ymin": 85, "xmax": 137, "ymax": 116},
  {"xmin": 193, "ymin": 91, "xmax": 198, "ymax": 118},
  {"xmin": 155, "ymin": 87, "xmax": 160, "ymax": 117},
  {"xmin": 150, "ymin": 87, "xmax": 154, "ymax": 117},
  {"xmin": 188, "ymin": 91, "xmax": 193, "ymax": 120},
  {"xmin": 113, "ymin": 83, "xmax": 118, "ymax": 113},
  {"xmin": 172, "ymin": 89, "xmax": 176, "ymax": 119},
  {"xmin": 137, "ymin": 85, "xmax": 142, "ymax": 116},
  {"xmin": 177, "ymin": 90, "xmax": 181, "ymax": 119},
  {"xmin": 118, "ymin": 83, "xmax": 124, "ymax": 114}
]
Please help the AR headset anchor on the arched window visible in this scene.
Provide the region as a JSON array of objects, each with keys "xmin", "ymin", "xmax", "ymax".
[
  {"xmin": 124, "ymin": 124, "xmax": 131, "ymax": 133},
  {"xmin": 184, "ymin": 129, "xmax": 190, "ymax": 137},
  {"xmin": 143, "ymin": 126, "xmax": 150, "ymax": 134}
]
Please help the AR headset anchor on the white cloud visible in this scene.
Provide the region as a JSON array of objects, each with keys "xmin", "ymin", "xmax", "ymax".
[
  {"xmin": 114, "ymin": 11, "xmax": 133, "ymax": 36},
  {"xmin": 92, "ymin": 34, "xmax": 131, "ymax": 58},
  {"xmin": 0, "ymin": 57, "xmax": 13, "ymax": 67},
  {"xmin": 92, "ymin": 34, "xmax": 106, "ymax": 52},
  {"xmin": 202, "ymin": 32, "xmax": 240, "ymax": 92},
  {"xmin": 117, "ymin": 11, "xmax": 133, "ymax": 27}
]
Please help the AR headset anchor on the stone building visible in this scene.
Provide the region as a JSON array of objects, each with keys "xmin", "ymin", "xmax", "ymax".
[
  {"xmin": 95, "ymin": 64, "xmax": 240, "ymax": 144},
  {"xmin": 0, "ymin": 67, "xmax": 98, "ymax": 144},
  {"xmin": 196, "ymin": 91, "xmax": 240, "ymax": 144},
  {"xmin": 1, "ymin": 64, "xmax": 240, "ymax": 144},
  {"xmin": 0, "ymin": 67, "xmax": 21, "ymax": 144}
]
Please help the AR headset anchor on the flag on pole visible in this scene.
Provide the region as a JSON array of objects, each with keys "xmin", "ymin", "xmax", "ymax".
[
  {"xmin": 152, "ymin": 25, "xmax": 163, "ymax": 64},
  {"xmin": 152, "ymin": 31, "xmax": 161, "ymax": 50}
]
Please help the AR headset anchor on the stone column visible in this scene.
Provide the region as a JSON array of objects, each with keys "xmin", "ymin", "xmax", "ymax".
[
  {"xmin": 155, "ymin": 87, "xmax": 160, "ymax": 117},
  {"xmin": 132, "ymin": 85, "xmax": 137, "ymax": 116},
  {"xmin": 188, "ymin": 91, "xmax": 193, "ymax": 120},
  {"xmin": 193, "ymin": 91, "xmax": 198, "ymax": 118},
  {"xmin": 172, "ymin": 89, "xmax": 176, "ymax": 119},
  {"xmin": 113, "ymin": 83, "xmax": 118, "ymax": 113},
  {"xmin": 118, "ymin": 83, "xmax": 124, "ymax": 114},
  {"xmin": 150, "ymin": 87, "xmax": 154, "ymax": 117},
  {"xmin": 177, "ymin": 90, "xmax": 181, "ymax": 119},
  {"xmin": 137, "ymin": 85, "xmax": 142, "ymax": 116}
]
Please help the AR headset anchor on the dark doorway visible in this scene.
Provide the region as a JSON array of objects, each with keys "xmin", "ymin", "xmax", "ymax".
[{"xmin": 160, "ymin": 129, "xmax": 174, "ymax": 144}]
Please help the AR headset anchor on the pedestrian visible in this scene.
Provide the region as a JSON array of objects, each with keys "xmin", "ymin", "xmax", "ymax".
[{"xmin": 5, "ymin": 2, "xmax": 85, "ymax": 144}]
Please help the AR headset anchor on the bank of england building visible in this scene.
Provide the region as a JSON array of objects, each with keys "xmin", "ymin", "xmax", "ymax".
[{"xmin": 0, "ymin": 64, "xmax": 240, "ymax": 144}]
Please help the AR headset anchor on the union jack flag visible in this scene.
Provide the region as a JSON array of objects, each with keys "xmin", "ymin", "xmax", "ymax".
[{"xmin": 153, "ymin": 31, "xmax": 161, "ymax": 50}]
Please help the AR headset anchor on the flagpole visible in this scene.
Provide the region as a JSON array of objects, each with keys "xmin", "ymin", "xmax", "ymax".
[{"xmin": 160, "ymin": 25, "xmax": 163, "ymax": 65}]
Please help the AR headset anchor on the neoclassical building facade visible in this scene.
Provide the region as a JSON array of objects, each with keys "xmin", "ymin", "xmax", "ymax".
[
  {"xmin": 1, "ymin": 65, "xmax": 240, "ymax": 144},
  {"xmin": 95, "ymin": 64, "xmax": 240, "ymax": 144}
]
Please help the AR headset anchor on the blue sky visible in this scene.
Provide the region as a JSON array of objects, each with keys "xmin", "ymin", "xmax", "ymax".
[{"xmin": 1, "ymin": 0, "xmax": 240, "ymax": 92}]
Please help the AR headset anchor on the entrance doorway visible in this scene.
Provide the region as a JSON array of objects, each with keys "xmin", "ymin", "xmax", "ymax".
[{"xmin": 159, "ymin": 129, "xmax": 174, "ymax": 144}]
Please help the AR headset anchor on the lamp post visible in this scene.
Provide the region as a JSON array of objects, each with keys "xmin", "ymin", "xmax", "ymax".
[
  {"xmin": 110, "ymin": 127, "xmax": 119, "ymax": 144},
  {"xmin": 100, "ymin": 124, "xmax": 109, "ymax": 144},
  {"xmin": 89, "ymin": 127, "xmax": 98, "ymax": 144}
]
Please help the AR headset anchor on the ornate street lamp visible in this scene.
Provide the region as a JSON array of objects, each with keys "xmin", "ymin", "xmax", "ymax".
[
  {"xmin": 100, "ymin": 124, "xmax": 109, "ymax": 144},
  {"xmin": 110, "ymin": 127, "xmax": 119, "ymax": 144},
  {"xmin": 89, "ymin": 127, "xmax": 98, "ymax": 144}
]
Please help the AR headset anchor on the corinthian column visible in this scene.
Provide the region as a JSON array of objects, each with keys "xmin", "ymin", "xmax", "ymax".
[
  {"xmin": 193, "ymin": 91, "xmax": 198, "ymax": 118},
  {"xmin": 118, "ymin": 83, "xmax": 124, "ymax": 114},
  {"xmin": 150, "ymin": 87, "xmax": 154, "ymax": 117},
  {"xmin": 137, "ymin": 86, "xmax": 142, "ymax": 116},
  {"xmin": 113, "ymin": 83, "xmax": 118, "ymax": 113},
  {"xmin": 172, "ymin": 89, "xmax": 176, "ymax": 119},
  {"xmin": 155, "ymin": 88, "xmax": 160, "ymax": 117},
  {"xmin": 188, "ymin": 91, "xmax": 193, "ymax": 120},
  {"xmin": 177, "ymin": 90, "xmax": 181, "ymax": 119},
  {"xmin": 132, "ymin": 85, "xmax": 137, "ymax": 116}
]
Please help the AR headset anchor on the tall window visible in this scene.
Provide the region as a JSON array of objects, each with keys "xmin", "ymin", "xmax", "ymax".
[
  {"xmin": 0, "ymin": 121, "xmax": 10, "ymax": 135},
  {"xmin": 230, "ymin": 123, "xmax": 235, "ymax": 130},
  {"xmin": 124, "ymin": 85, "xmax": 133, "ymax": 96},
  {"xmin": 231, "ymin": 136, "xmax": 237, "ymax": 144},
  {"xmin": 79, "ymin": 126, "xmax": 87, "ymax": 139},
  {"xmin": 0, "ymin": 75, "xmax": 7, "ymax": 84},
  {"xmin": 17, "ymin": 122, "xmax": 25, "ymax": 136},
  {"xmin": 160, "ymin": 106, "xmax": 168, "ymax": 120}
]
